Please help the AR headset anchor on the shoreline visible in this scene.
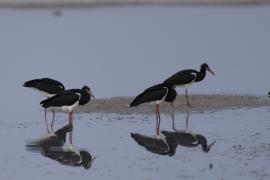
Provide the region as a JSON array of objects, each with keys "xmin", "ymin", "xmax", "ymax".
[{"xmin": 74, "ymin": 94, "xmax": 270, "ymax": 114}]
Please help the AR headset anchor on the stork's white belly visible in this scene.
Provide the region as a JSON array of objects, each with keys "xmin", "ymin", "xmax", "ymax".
[{"xmin": 60, "ymin": 101, "xmax": 79, "ymax": 112}]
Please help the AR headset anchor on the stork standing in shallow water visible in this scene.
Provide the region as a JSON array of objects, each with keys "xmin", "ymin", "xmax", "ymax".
[
  {"xmin": 130, "ymin": 83, "xmax": 177, "ymax": 135},
  {"xmin": 163, "ymin": 63, "xmax": 215, "ymax": 107},
  {"xmin": 23, "ymin": 78, "xmax": 65, "ymax": 132},
  {"xmin": 165, "ymin": 109, "xmax": 216, "ymax": 153},
  {"xmin": 42, "ymin": 146, "xmax": 94, "ymax": 169},
  {"xmin": 40, "ymin": 86, "xmax": 94, "ymax": 144}
]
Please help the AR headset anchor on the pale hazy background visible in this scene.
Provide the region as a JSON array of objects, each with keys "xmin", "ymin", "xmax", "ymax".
[{"xmin": 0, "ymin": 6, "xmax": 269, "ymax": 119}]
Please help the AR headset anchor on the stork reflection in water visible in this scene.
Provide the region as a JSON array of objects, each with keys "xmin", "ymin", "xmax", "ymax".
[
  {"xmin": 164, "ymin": 110, "xmax": 216, "ymax": 153},
  {"xmin": 131, "ymin": 110, "xmax": 216, "ymax": 155},
  {"xmin": 26, "ymin": 124, "xmax": 95, "ymax": 169}
]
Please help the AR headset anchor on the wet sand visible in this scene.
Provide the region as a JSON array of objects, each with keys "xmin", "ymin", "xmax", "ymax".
[{"xmin": 76, "ymin": 95, "xmax": 270, "ymax": 114}]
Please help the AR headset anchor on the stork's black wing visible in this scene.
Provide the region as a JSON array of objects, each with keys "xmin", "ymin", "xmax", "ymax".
[
  {"xmin": 165, "ymin": 87, "xmax": 177, "ymax": 103},
  {"xmin": 131, "ymin": 133, "xmax": 171, "ymax": 155},
  {"xmin": 23, "ymin": 78, "xmax": 65, "ymax": 94},
  {"xmin": 130, "ymin": 84, "xmax": 168, "ymax": 107},
  {"xmin": 162, "ymin": 131, "xmax": 198, "ymax": 147},
  {"xmin": 163, "ymin": 69, "xmax": 197, "ymax": 86},
  {"xmin": 40, "ymin": 92, "xmax": 80, "ymax": 108},
  {"xmin": 41, "ymin": 147, "xmax": 82, "ymax": 167},
  {"xmin": 25, "ymin": 125, "xmax": 71, "ymax": 152},
  {"xmin": 65, "ymin": 88, "xmax": 81, "ymax": 93}
]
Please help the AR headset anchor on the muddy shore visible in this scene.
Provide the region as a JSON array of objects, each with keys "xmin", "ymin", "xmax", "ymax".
[{"xmin": 75, "ymin": 95, "xmax": 270, "ymax": 114}]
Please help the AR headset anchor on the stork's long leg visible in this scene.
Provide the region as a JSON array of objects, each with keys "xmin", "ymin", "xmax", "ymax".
[
  {"xmin": 185, "ymin": 110, "xmax": 190, "ymax": 130},
  {"xmin": 171, "ymin": 112, "xmax": 178, "ymax": 131},
  {"xmin": 44, "ymin": 109, "xmax": 50, "ymax": 133},
  {"xmin": 184, "ymin": 110, "xmax": 196, "ymax": 138},
  {"xmin": 157, "ymin": 104, "xmax": 161, "ymax": 133},
  {"xmin": 155, "ymin": 104, "xmax": 161, "ymax": 136},
  {"xmin": 185, "ymin": 87, "xmax": 190, "ymax": 107},
  {"xmin": 68, "ymin": 112, "xmax": 73, "ymax": 144},
  {"xmin": 155, "ymin": 104, "xmax": 159, "ymax": 135},
  {"xmin": 170, "ymin": 102, "xmax": 178, "ymax": 131},
  {"xmin": 50, "ymin": 109, "xmax": 55, "ymax": 132}
]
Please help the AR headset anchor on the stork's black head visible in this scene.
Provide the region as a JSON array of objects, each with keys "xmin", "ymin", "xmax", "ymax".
[
  {"xmin": 81, "ymin": 86, "xmax": 95, "ymax": 99},
  {"xmin": 80, "ymin": 150, "xmax": 94, "ymax": 169},
  {"xmin": 201, "ymin": 63, "xmax": 215, "ymax": 75},
  {"xmin": 204, "ymin": 140, "xmax": 216, "ymax": 153},
  {"xmin": 197, "ymin": 134, "xmax": 216, "ymax": 153}
]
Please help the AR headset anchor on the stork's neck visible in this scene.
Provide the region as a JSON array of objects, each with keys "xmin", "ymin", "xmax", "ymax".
[
  {"xmin": 195, "ymin": 66, "xmax": 206, "ymax": 82},
  {"xmin": 54, "ymin": 125, "xmax": 71, "ymax": 143},
  {"xmin": 197, "ymin": 135, "xmax": 209, "ymax": 152}
]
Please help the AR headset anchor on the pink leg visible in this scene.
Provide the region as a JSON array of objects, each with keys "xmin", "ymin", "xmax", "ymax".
[
  {"xmin": 155, "ymin": 105, "xmax": 159, "ymax": 135},
  {"xmin": 170, "ymin": 102, "xmax": 174, "ymax": 114},
  {"xmin": 44, "ymin": 109, "xmax": 49, "ymax": 133},
  {"xmin": 155, "ymin": 104, "xmax": 161, "ymax": 136},
  {"xmin": 185, "ymin": 88, "xmax": 190, "ymax": 107},
  {"xmin": 50, "ymin": 109, "xmax": 55, "ymax": 132},
  {"xmin": 157, "ymin": 104, "xmax": 161, "ymax": 131},
  {"xmin": 185, "ymin": 110, "xmax": 190, "ymax": 129},
  {"xmin": 68, "ymin": 111, "xmax": 73, "ymax": 144},
  {"xmin": 172, "ymin": 112, "xmax": 178, "ymax": 132},
  {"xmin": 170, "ymin": 102, "xmax": 177, "ymax": 131}
]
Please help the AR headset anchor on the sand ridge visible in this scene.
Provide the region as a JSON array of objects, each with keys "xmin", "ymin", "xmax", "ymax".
[{"xmin": 75, "ymin": 94, "xmax": 270, "ymax": 114}]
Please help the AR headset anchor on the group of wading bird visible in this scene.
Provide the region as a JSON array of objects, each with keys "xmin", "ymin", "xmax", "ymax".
[{"xmin": 23, "ymin": 63, "xmax": 215, "ymax": 163}]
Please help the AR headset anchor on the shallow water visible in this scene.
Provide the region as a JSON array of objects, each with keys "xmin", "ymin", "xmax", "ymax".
[{"xmin": 1, "ymin": 107, "xmax": 269, "ymax": 180}]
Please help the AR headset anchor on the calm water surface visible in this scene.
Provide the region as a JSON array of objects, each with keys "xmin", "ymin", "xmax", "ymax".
[{"xmin": 1, "ymin": 107, "xmax": 270, "ymax": 180}]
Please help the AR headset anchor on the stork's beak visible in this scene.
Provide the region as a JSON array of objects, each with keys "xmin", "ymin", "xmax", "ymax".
[
  {"xmin": 207, "ymin": 67, "xmax": 215, "ymax": 75},
  {"xmin": 87, "ymin": 89, "xmax": 95, "ymax": 100},
  {"xmin": 208, "ymin": 140, "xmax": 216, "ymax": 150},
  {"xmin": 90, "ymin": 92, "xmax": 95, "ymax": 100}
]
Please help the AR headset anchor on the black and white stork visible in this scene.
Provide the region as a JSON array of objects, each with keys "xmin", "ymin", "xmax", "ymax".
[
  {"xmin": 40, "ymin": 86, "xmax": 94, "ymax": 144},
  {"xmin": 165, "ymin": 110, "xmax": 216, "ymax": 153},
  {"xmin": 162, "ymin": 131, "xmax": 216, "ymax": 153},
  {"xmin": 23, "ymin": 78, "xmax": 65, "ymax": 132},
  {"xmin": 163, "ymin": 63, "xmax": 215, "ymax": 106},
  {"xmin": 41, "ymin": 146, "xmax": 94, "ymax": 169},
  {"xmin": 130, "ymin": 83, "xmax": 177, "ymax": 135},
  {"xmin": 25, "ymin": 124, "xmax": 72, "ymax": 152},
  {"xmin": 131, "ymin": 132, "xmax": 178, "ymax": 156}
]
